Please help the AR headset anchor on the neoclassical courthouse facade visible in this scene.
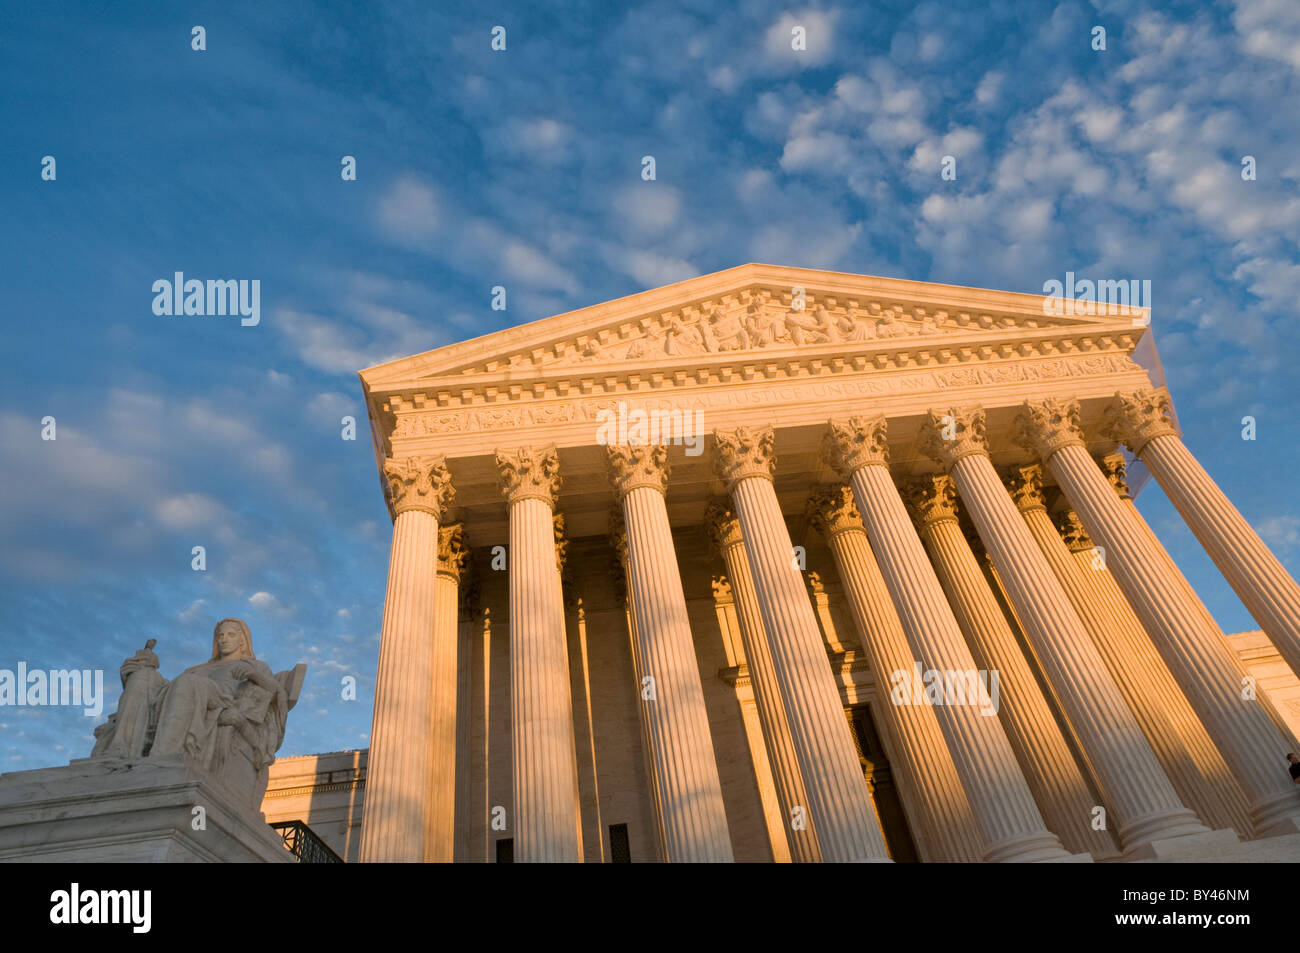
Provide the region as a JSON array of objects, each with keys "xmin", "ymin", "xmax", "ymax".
[{"xmin": 262, "ymin": 264, "xmax": 1300, "ymax": 863}]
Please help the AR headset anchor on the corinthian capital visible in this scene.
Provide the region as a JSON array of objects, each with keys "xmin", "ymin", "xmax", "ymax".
[
  {"xmin": 608, "ymin": 505, "xmax": 629, "ymax": 567},
  {"xmin": 384, "ymin": 454, "xmax": 454, "ymax": 518},
  {"xmin": 1002, "ymin": 464, "xmax": 1047, "ymax": 513},
  {"xmin": 437, "ymin": 523, "xmax": 470, "ymax": 580},
  {"xmin": 1053, "ymin": 509, "xmax": 1094, "ymax": 552},
  {"xmin": 553, "ymin": 512, "xmax": 569, "ymax": 576},
  {"xmin": 496, "ymin": 445, "xmax": 561, "ymax": 506},
  {"xmin": 901, "ymin": 474, "xmax": 961, "ymax": 526},
  {"xmin": 704, "ymin": 500, "xmax": 743, "ymax": 552},
  {"xmin": 805, "ymin": 485, "xmax": 861, "ymax": 539},
  {"xmin": 1104, "ymin": 387, "xmax": 1179, "ymax": 455},
  {"xmin": 1097, "ymin": 452, "xmax": 1132, "ymax": 501},
  {"xmin": 607, "ymin": 506, "xmax": 629, "ymax": 604},
  {"xmin": 1016, "ymin": 397, "xmax": 1085, "ymax": 462},
  {"xmin": 713, "ymin": 426, "xmax": 776, "ymax": 489},
  {"xmin": 822, "ymin": 415, "xmax": 889, "ymax": 479},
  {"xmin": 607, "ymin": 444, "xmax": 670, "ymax": 500},
  {"xmin": 918, "ymin": 407, "xmax": 988, "ymax": 470}
]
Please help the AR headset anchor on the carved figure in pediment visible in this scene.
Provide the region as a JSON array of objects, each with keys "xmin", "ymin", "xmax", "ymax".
[
  {"xmin": 703, "ymin": 306, "xmax": 751, "ymax": 352},
  {"xmin": 784, "ymin": 304, "xmax": 836, "ymax": 345},
  {"xmin": 663, "ymin": 312, "xmax": 706, "ymax": 356},
  {"xmin": 745, "ymin": 298, "xmax": 781, "ymax": 347},
  {"xmin": 874, "ymin": 309, "xmax": 911, "ymax": 338},
  {"xmin": 837, "ymin": 306, "xmax": 875, "ymax": 341}
]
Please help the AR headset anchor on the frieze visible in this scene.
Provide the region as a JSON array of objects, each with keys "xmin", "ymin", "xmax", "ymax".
[{"xmin": 389, "ymin": 353, "xmax": 1138, "ymax": 437}]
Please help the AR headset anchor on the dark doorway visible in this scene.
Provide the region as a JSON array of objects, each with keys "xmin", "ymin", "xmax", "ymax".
[{"xmin": 848, "ymin": 704, "xmax": 919, "ymax": 862}]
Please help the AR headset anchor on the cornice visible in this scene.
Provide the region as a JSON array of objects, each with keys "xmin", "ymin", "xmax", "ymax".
[{"xmin": 358, "ymin": 262, "xmax": 1138, "ymax": 387}]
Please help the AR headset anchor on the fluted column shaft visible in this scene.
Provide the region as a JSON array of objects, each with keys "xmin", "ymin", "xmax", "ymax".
[
  {"xmin": 425, "ymin": 524, "xmax": 466, "ymax": 862},
  {"xmin": 610, "ymin": 511, "xmax": 667, "ymax": 861},
  {"xmin": 1019, "ymin": 404, "xmax": 1300, "ymax": 837},
  {"xmin": 808, "ymin": 488, "xmax": 984, "ymax": 862},
  {"xmin": 1111, "ymin": 391, "xmax": 1300, "ymax": 681},
  {"xmin": 1049, "ymin": 509, "xmax": 1253, "ymax": 836},
  {"xmin": 714, "ymin": 427, "xmax": 891, "ymax": 862},
  {"xmin": 823, "ymin": 416, "xmax": 1070, "ymax": 862},
  {"xmin": 931, "ymin": 414, "xmax": 1208, "ymax": 853},
  {"xmin": 360, "ymin": 455, "xmax": 453, "ymax": 863},
  {"xmin": 498, "ymin": 446, "xmax": 583, "ymax": 862},
  {"xmin": 610, "ymin": 445, "xmax": 733, "ymax": 862},
  {"xmin": 1007, "ymin": 465, "xmax": 1248, "ymax": 837},
  {"xmin": 709, "ymin": 503, "xmax": 821, "ymax": 862},
  {"xmin": 904, "ymin": 476, "xmax": 1120, "ymax": 858}
]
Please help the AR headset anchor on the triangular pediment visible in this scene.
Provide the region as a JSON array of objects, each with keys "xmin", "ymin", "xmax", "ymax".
[{"xmin": 360, "ymin": 264, "xmax": 1142, "ymax": 393}]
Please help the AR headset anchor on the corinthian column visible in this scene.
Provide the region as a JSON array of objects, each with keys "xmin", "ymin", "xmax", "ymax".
[
  {"xmin": 360, "ymin": 455, "xmax": 454, "ymax": 863},
  {"xmin": 805, "ymin": 486, "xmax": 984, "ymax": 862},
  {"xmin": 706, "ymin": 501, "xmax": 821, "ymax": 862},
  {"xmin": 713, "ymin": 426, "xmax": 891, "ymax": 862},
  {"xmin": 900, "ymin": 474, "xmax": 1119, "ymax": 859},
  {"xmin": 920, "ymin": 406, "xmax": 1208, "ymax": 854},
  {"xmin": 1006, "ymin": 466, "xmax": 1248, "ymax": 837},
  {"xmin": 424, "ymin": 523, "xmax": 467, "ymax": 862},
  {"xmin": 1046, "ymin": 505, "xmax": 1253, "ymax": 836},
  {"xmin": 608, "ymin": 445, "xmax": 733, "ymax": 862},
  {"xmin": 1018, "ymin": 397, "xmax": 1300, "ymax": 838},
  {"xmin": 496, "ymin": 446, "xmax": 582, "ymax": 862},
  {"xmin": 609, "ymin": 509, "xmax": 667, "ymax": 860},
  {"xmin": 1106, "ymin": 387, "xmax": 1300, "ymax": 680},
  {"xmin": 823, "ymin": 416, "xmax": 1071, "ymax": 862}
]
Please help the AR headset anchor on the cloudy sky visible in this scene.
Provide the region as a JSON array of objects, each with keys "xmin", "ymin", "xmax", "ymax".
[{"xmin": 2, "ymin": 0, "xmax": 1299, "ymax": 768}]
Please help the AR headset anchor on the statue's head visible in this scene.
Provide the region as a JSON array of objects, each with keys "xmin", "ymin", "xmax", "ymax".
[{"xmin": 211, "ymin": 618, "xmax": 254, "ymax": 661}]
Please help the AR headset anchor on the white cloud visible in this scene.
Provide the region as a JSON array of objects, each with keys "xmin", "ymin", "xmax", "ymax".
[
  {"xmin": 376, "ymin": 177, "xmax": 438, "ymax": 241},
  {"xmin": 612, "ymin": 185, "xmax": 682, "ymax": 234},
  {"xmin": 1257, "ymin": 514, "xmax": 1300, "ymax": 556},
  {"xmin": 974, "ymin": 70, "xmax": 1003, "ymax": 106},
  {"xmin": 178, "ymin": 599, "xmax": 209, "ymax": 625},
  {"xmin": 763, "ymin": 10, "xmax": 841, "ymax": 68},
  {"xmin": 605, "ymin": 247, "xmax": 697, "ymax": 288},
  {"xmin": 781, "ymin": 131, "xmax": 852, "ymax": 173},
  {"xmin": 155, "ymin": 493, "xmax": 226, "ymax": 531},
  {"xmin": 248, "ymin": 591, "xmax": 292, "ymax": 617},
  {"xmin": 1233, "ymin": 0, "xmax": 1300, "ymax": 72},
  {"xmin": 308, "ymin": 391, "xmax": 355, "ymax": 422}
]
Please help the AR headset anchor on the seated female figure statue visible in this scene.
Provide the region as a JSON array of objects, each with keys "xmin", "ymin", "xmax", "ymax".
[{"xmin": 91, "ymin": 618, "xmax": 297, "ymax": 809}]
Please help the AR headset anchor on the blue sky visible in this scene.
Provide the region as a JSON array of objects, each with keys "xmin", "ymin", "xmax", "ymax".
[{"xmin": 2, "ymin": 0, "xmax": 1299, "ymax": 768}]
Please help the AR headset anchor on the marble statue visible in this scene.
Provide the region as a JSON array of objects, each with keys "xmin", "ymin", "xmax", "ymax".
[{"xmin": 91, "ymin": 618, "xmax": 306, "ymax": 810}]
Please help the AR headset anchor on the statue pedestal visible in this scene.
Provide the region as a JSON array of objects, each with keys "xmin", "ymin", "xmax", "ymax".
[{"xmin": 0, "ymin": 754, "xmax": 293, "ymax": 863}]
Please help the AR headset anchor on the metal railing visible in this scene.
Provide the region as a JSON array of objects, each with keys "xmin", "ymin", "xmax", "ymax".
[{"xmin": 270, "ymin": 819, "xmax": 345, "ymax": 863}]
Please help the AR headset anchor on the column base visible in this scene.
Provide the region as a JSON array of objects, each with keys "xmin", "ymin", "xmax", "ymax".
[
  {"xmin": 1120, "ymin": 827, "xmax": 1239, "ymax": 862},
  {"xmin": 1030, "ymin": 852, "xmax": 1094, "ymax": 863},
  {"xmin": 1115, "ymin": 809, "xmax": 1210, "ymax": 855},
  {"xmin": 983, "ymin": 833, "xmax": 1075, "ymax": 863},
  {"xmin": 1253, "ymin": 811, "xmax": 1300, "ymax": 839},
  {"xmin": 1122, "ymin": 828, "xmax": 1300, "ymax": 863}
]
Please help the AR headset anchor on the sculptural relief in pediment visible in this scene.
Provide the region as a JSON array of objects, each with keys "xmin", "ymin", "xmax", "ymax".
[{"xmin": 468, "ymin": 290, "xmax": 1050, "ymax": 376}]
